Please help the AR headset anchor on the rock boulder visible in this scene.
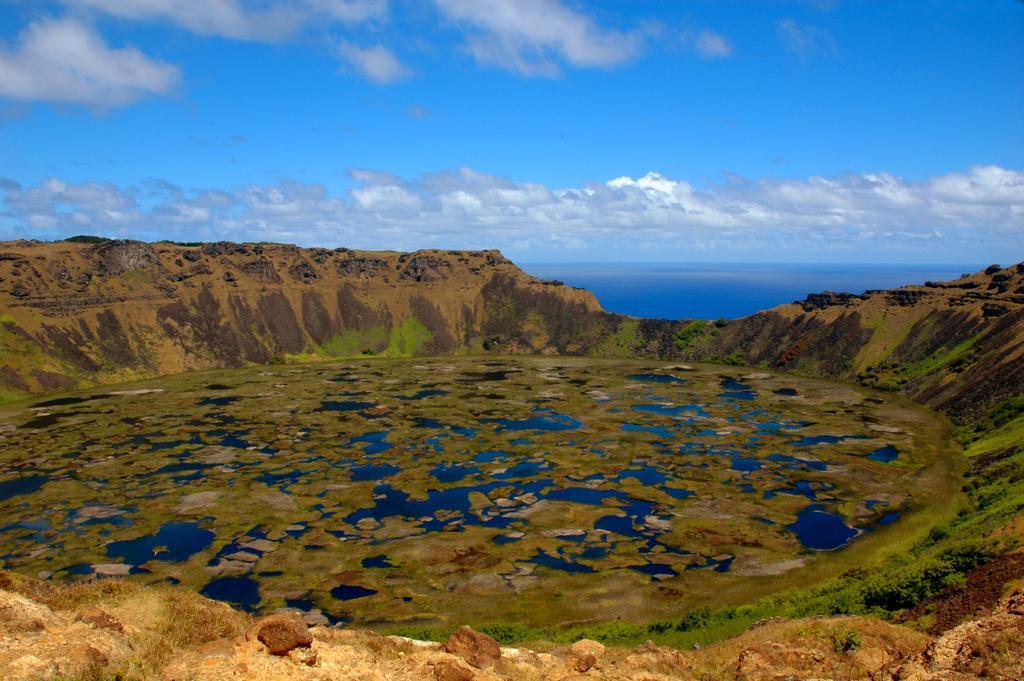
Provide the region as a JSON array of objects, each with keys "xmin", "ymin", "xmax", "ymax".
[
  {"xmin": 246, "ymin": 613, "xmax": 312, "ymax": 655},
  {"xmin": 442, "ymin": 626, "xmax": 501, "ymax": 669}
]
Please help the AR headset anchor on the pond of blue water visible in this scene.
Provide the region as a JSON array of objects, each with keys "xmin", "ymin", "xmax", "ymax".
[
  {"xmin": 106, "ymin": 521, "xmax": 214, "ymax": 564},
  {"xmin": 867, "ymin": 446, "xmax": 899, "ymax": 463},
  {"xmin": 617, "ymin": 467, "xmax": 669, "ymax": 485},
  {"xmin": 621, "ymin": 423, "xmax": 674, "ymax": 439},
  {"xmin": 316, "ymin": 400, "xmax": 376, "ymax": 412},
  {"xmin": 218, "ymin": 433, "xmax": 255, "ymax": 449},
  {"xmin": 350, "ymin": 431, "xmax": 392, "ymax": 454},
  {"xmin": 349, "ymin": 463, "xmax": 400, "ymax": 481},
  {"xmin": 787, "ymin": 505, "xmax": 858, "ymax": 550},
  {"xmin": 201, "ymin": 576, "xmax": 261, "ymax": 611},
  {"xmin": 878, "ymin": 511, "xmax": 901, "ymax": 526},
  {"xmin": 630, "ymin": 562, "xmax": 678, "ymax": 578},
  {"xmin": 627, "ymin": 373, "xmax": 686, "ymax": 384},
  {"xmin": 345, "ymin": 480, "xmax": 553, "ymax": 529},
  {"xmin": 199, "ymin": 396, "xmax": 238, "ymax": 407},
  {"xmin": 331, "ymin": 584, "xmax": 378, "ymax": 600},
  {"xmin": 528, "ymin": 550, "xmax": 594, "ymax": 573},
  {"xmin": 730, "ymin": 455, "xmax": 762, "ymax": 472},
  {"xmin": 595, "ymin": 515, "xmax": 638, "ymax": 538},
  {"xmin": 492, "ymin": 460, "xmax": 550, "ymax": 479},
  {"xmin": 431, "ymin": 463, "xmax": 482, "ymax": 483},
  {"xmin": 473, "ymin": 450, "xmax": 509, "ymax": 463},
  {"xmin": 721, "ymin": 390, "xmax": 757, "ymax": 401},
  {"xmin": 0, "ymin": 475, "xmax": 50, "ymax": 501}
]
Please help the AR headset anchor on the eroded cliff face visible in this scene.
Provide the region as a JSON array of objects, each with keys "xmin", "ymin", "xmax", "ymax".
[
  {"xmin": 0, "ymin": 240, "xmax": 605, "ymax": 396},
  {"xmin": 699, "ymin": 264, "xmax": 1024, "ymax": 423},
  {"xmin": 1, "ymin": 239, "xmax": 1022, "ymax": 426}
]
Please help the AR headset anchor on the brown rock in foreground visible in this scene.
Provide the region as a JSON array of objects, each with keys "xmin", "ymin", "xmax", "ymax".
[
  {"xmin": 75, "ymin": 606, "xmax": 124, "ymax": 634},
  {"xmin": 570, "ymin": 639, "xmax": 605, "ymax": 673},
  {"xmin": 443, "ymin": 626, "xmax": 501, "ymax": 669},
  {"xmin": 246, "ymin": 613, "xmax": 313, "ymax": 655},
  {"xmin": 432, "ymin": 658, "xmax": 476, "ymax": 680},
  {"xmin": 573, "ymin": 652, "xmax": 597, "ymax": 673}
]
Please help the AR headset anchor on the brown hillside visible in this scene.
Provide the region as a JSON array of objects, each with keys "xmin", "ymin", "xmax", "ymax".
[
  {"xmin": 703, "ymin": 263, "xmax": 1024, "ymax": 423},
  {"xmin": 0, "ymin": 239, "xmax": 606, "ymax": 396},
  {"xmin": 2, "ymin": 239, "xmax": 1022, "ymax": 426}
]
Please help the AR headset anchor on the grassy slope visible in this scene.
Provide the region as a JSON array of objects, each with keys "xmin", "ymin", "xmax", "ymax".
[{"xmin": 0, "ymin": 572, "xmax": 249, "ymax": 680}]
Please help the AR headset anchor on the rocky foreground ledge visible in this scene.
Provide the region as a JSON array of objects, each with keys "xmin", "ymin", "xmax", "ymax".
[{"xmin": 1, "ymin": 572, "xmax": 1022, "ymax": 680}]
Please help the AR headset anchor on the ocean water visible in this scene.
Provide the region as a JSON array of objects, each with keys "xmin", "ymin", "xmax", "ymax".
[{"xmin": 520, "ymin": 263, "xmax": 980, "ymax": 320}]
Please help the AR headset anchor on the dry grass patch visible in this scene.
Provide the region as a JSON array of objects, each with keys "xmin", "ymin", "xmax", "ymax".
[{"xmin": 683, "ymin": 615, "xmax": 930, "ymax": 679}]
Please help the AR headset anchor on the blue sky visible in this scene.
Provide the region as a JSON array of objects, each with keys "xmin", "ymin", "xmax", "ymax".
[{"xmin": 0, "ymin": 0, "xmax": 1021, "ymax": 263}]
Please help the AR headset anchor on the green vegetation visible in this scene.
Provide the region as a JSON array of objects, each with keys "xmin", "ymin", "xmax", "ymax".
[
  {"xmin": 62, "ymin": 235, "xmax": 111, "ymax": 244},
  {"xmin": 901, "ymin": 335, "xmax": 982, "ymax": 379},
  {"xmin": 830, "ymin": 624, "xmax": 863, "ymax": 653},
  {"xmin": 670, "ymin": 318, "xmax": 731, "ymax": 354},
  {"xmin": 960, "ymin": 396, "xmax": 1024, "ymax": 443},
  {"xmin": 858, "ymin": 333, "xmax": 985, "ymax": 392},
  {"xmin": 317, "ymin": 318, "xmax": 434, "ymax": 358},
  {"xmin": 0, "ymin": 313, "xmax": 53, "ymax": 388},
  {"xmin": 705, "ymin": 352, "xmax": 747, "ymax": 366},
  {"xmin": 672, "ymin": 320, "xmax": 709, "ymax": 350},
  {"xmin": 795, "ymin": 622, "xmax": 863, "ymax": 654},
  {"xmin": 857, "ymin": 361, "xmax": 905, "ymax": 392},
  {"xmin": 321, "ymin": 326, "xmax": 390, "ymax": 357},
  {"xmin": 0, "ymin": 389, "xmax": 26, "ymax": 406},
  {"xmin": 385, "ymin": 317, "xmax": 433, "ymax": 356},
  {"xmin": 590, "ymin": 318, "xmax": 640, "ymax": 357}
]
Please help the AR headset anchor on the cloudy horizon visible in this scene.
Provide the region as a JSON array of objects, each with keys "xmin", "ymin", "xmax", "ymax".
[{"xmin": 1, "ymin": 1, "xmax": 1021, "ymax": 263}]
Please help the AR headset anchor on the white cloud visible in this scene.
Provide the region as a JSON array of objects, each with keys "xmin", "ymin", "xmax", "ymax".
[
  {"xmin": 57, "ymin": 0, "xmax": 387, "ymax": 41},
  {"xmin": 301, "ymin": 0, "xmax": 388, "ymax": 23},
  {"xmin": 337, "ymin": 41, "xmax": 410, "ymax": 83},
  {"xmin": 0, "ymin": 18, "xmax": 180, "ymax": 108},
  {"xmin": 3, "ymin": 165, "xmax": 1022, "ymax": 261},
  {"xmin": 693, "ymin": 30, "xmax": 732, "ymax": 59},
  {"xmin": 776, "ymin": 18, "xmax": 837, "ymax": 56},
  {"xmin": 432, "ymin": 0, "xmax": 641, "ymax": 76}
]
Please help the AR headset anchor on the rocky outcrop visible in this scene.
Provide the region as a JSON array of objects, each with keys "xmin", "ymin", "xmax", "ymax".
[
  {"xmin": 569, "ymin": 639, "xmax": 605, "ymax": 673},
  {"xmin": 0, "ymin": 590, "xmax": 134, "ymax": 680},
  {"xmin": 90, "ymin": 239, "xmax": 159, "ymax": 276},
  {"xmin": 798, "ymin": 291, "xmax": 867, "ymax": 311},
  {"xmin": 247, "ymin": 613, "xmax": 313, "ymax": 655},
  {"xmin": 443, "ymin": 626, "xmax": 502, "ymax": 669}
]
